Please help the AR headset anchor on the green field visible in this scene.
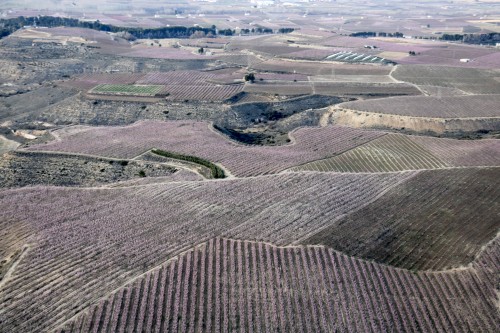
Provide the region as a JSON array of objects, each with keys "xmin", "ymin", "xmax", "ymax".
[{"xmin": 90, "ymin": 84, "xmax": 165, "ymax": 96}]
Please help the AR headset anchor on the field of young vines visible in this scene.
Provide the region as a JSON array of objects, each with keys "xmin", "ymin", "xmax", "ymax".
[{"xmin": 57, "ymin": 238, "xmax": 498, "ymax": 333}]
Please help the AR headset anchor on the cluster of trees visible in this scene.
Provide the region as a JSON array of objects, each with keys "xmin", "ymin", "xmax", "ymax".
[
  {"xmin": 240, "ymin": 27, "xmax": 274, "ymax": 35},
  {"xmin": 438, "ymin": 33, "xmax": 500, "ymax": 44},
  {"xmin": 244, "ymin": 73, "xmax": 255, "ymax": 83},
  {"xmin": 0, "ymin": 16, "xmax": 294, "ymax": 40},
  {"xmin": 350, "ymin": 32, "xmax": 404, "ymax": 38},
  {"xmin": 455, "ymin": 33, "xmax": 500, "ymax": 45}
]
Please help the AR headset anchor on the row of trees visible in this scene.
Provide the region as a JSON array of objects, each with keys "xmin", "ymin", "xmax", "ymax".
[
  {"xmin": 348, "ymin": 29, "xmax": 500, "ymax": 45},
  {"xmin": 0, "ymin": 16, "xmax": 294, "ymax": 40},
  {"xmin": 350, "ymin": 31, "xmax": 404, "ymax": 38},
  {"xmin": 445, "ymin": 33, "xmax": 500, "ymax": 45}
]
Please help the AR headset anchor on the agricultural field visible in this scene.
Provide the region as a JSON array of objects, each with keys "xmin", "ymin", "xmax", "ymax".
[
  {"xmin": 392, "ymin": 65, "xmax": 500, "ymax": 95},
  {"xmin": 0, "ymin": 172, "xmax": 414, "ymax": 332},
  {"xmin": 26, "ymin": 121, "xmax": 385, "ymax": 177},
  {"xmin": 289, "ymin": 134, "xmax": 448, "ymax": 173},
  {"xmin": 90, "ymin": 84, "xmax": 166, "ymax": 97},
  {"xmin": 1, "ymin": 2, "xmax": 499, "ymax": 332},
  {"xmin": 303, "ymin": 167, "xmax": 500, "ymax": 271},
  {"xmin": 338, "ymin": 95, "xmax": 500, "ymax": 118},
  {"xmin": 56, "ymin": 238, "xmax": 498, "ymax": 333}
]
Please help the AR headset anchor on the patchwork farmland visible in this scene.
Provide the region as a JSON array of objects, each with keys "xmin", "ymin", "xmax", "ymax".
[{"xmin": 1, "ymin": 1, "xmax": 499, "ymax": 332}]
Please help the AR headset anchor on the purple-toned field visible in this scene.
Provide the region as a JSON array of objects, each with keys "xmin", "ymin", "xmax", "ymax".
[
  {"xmin": 393, "ymin": 65, "xmax": 500, "ymax": 94},
  {"xmin": 121, "ymin": 46, "xmax": 206, "ymax": 60},
  {"xmin": 282, "ymin": 48, "xmax": 344, "ymax": 60},
  {"xmin": 338, "ymin": 95, "xmax": 500, "ymax": 118},
  {"xmin": 27, "ymin": 121, "xmax": 384, "ymax": 177},
  {"xmin": 68, "ymin": 71, "xmax": 244, "ymax": 101},
  {"xmin": 0, "ymin": 172, "xmax": 412, "ymax": 332},
  {"xmin": 2, "ymin": 8, "xmax": 500, "ymax": 333},
  {"xmin": 56, "ymin": 237, "xmax": 499, "ymax": 333},
  {"xmin": 251, "ymin": 59, "xmax": 393, "ymax": 76},
  {"xmin": 410, "ymin": 136, "xmax": 500, "ymax": 167},
  {"xmin": 397, "ymin": 48, "xmax": 500, "ymax": 68}
]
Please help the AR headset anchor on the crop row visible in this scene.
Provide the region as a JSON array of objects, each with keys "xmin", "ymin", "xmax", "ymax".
[
  {"xmin": 0, "ymin": 172, "xmax": 411, "ymax": 332},
  {"xmin": 136, "ymin": 70, "xmax": 217, "ymax": 85},
  {"xmin": 243, "ymin": 82, "xmax": 313, "ymax": 95},
  {"xmin": 90, "ymin": 84, "xmax": 166, "ymax": 97},
  {"xmin": 165, "ymin": 84, "xmax": 243, "ymax": 101},
  {"xmin": 393, "ymin": 65, "xmax": 500, "ymax": 95},
  {"xmin": 338, "ymin": 95, "xmax": 500, "ymax": 118},
  {"xmin": 121, "ymin": 47, "xmax": 205, "ymax": 60},
  {"xmin": 27, "ymin": 121, "xmax": 384, "ymax": 177},
  {"xmin": 57, "ymin": 237, "xmax": 499, "ymax": 333},
  {"xmin": 290, "ymin": 134, "xmax": 449, "ymax": 173},
  {"xmin": 411, "ymin": 136, "xmax": 500, "ymax": 167},
  {"xmin": 303, "ymin": 167, "xmax": 500, "ymax": 271}
]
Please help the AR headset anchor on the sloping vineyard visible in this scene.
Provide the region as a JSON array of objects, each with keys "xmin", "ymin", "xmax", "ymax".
[
  {"xmin": 410, "ymin": 136, "xmax": 500, "ymax": 167},
  {"xmin": 0, "ymin": 172, "xmax": 410, "ymax": 332},
  {"xmin": 338, "ymin": 94, "xmax": 500, "ymax": 118},
  {"xmin": 303, "ymin": 167, "xmax": 500, "ymax": 271},
  {"xmin": 56, "ymin": 238, "xmax": 499, "ymax": 333},
  {"xmin": 27, "ymin": 121, "xmax": 384, "ymax": 177},
  {"xmin": 289, "ymin": 134, "xmax": 448, "ymax": 173}
]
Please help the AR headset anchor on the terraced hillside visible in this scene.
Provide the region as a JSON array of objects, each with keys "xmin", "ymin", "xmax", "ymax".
[{"xmin": 56, "ymin": 238, "xmax": 499, "ymax": 333}]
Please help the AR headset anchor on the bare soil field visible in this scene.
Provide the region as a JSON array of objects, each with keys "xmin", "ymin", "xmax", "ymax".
[
  {"xmin": 326, "ymin": 108, "xmax": 500, "ymax": 136},
  {"xmin": 303, "ymin": 167, "xmax": 500, "ymax": 271}
]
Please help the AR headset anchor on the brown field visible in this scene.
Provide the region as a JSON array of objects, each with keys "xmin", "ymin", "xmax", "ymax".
[{"xmin": 303, "ymin": 168, "xmax": 500, "ymax": 271}]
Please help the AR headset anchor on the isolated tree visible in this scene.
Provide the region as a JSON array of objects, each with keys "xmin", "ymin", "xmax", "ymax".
[
  {"xmin": 244, "ymin": 73, "xmax": 255, "ymax": 83},
  {"xmin": 198, "ymin": 47, "xmax": 204, "ymax": 54}
]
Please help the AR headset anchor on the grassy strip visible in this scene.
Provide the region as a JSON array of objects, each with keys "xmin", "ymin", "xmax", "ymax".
[{"xmin": 151, "ymin": 149, "xmax": 226, "ymax": 179}]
